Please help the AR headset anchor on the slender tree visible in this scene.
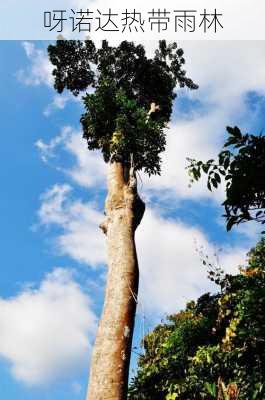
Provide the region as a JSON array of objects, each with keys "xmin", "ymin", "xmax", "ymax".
[{"xmin": 48, "ymin": 39, "xmax": 198, "ymax": 400}]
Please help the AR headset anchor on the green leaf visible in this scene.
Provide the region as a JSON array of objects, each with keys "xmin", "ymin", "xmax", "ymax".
[
  {"xmin": 212, "ymin": 179, "xmax": 218, "ymax": 189},
  {"xmin": 202, "ymin": 164, "xmax": 210, "ymax": 174},
  {"xmin": 204, "ymin": 382, "xmax": 216, "ymax": 397},
  {"xmin": 224, "ymin": 157, "xmax": 230, "ymax": 170},
  {"xmin": 207, "ymin": 181, "xmax": 212, "ymax": 191},
  {"xmin": 214, "ymin": 173, "xmax": 221, "ymax": 183}
]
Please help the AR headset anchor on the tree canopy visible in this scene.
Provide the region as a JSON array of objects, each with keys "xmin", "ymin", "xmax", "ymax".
[
  {"xmin": 48, "ymin": 40, "xmax": 198, "ymax": 175},
  {"xmin": 187, "ymin": 126, "xmax": 265, "ymax": 231},
  {"xmin": 129, "ymin": 238, "xmax": 265, "ymax": 400}
]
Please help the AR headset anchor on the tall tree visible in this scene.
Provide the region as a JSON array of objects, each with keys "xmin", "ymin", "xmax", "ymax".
[{"xmin": 48, "ymin": 39, "xmax": 198, "ymax": 400}]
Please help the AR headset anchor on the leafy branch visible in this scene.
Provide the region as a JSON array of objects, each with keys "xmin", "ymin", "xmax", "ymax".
[{"xmin": 187, "ymin": 126, "xmax": 265, "ymax": 231}]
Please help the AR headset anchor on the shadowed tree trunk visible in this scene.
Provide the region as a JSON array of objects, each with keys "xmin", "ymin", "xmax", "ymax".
[{"xmin": 87, "ymin": 161, "xmax": 145, "ymax": 400}]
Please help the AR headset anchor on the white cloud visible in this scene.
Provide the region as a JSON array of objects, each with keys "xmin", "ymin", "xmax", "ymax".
[
  {"xmin": 35, "ymin": 126, "xmax": 72, "ymax": 163},
  {"xmin": 64, "ymin": 129, "xmax": 106, "ymax": 187},
  {"xmin": 136, "ymin": 209, "xmax": 248, "ymax": 315},
  {"xmin": 38, "ymin": 184, "xmax": 73, "ymax": 225},
  {"xmin": 36, "ymin": 126, "xmax": 106, "ymax": 187},
  {"xmin": 235, "ymin": 220, "xmax": 262, "ymax": 240},
  {"xmin": 43, "ymin": 91, "xmax": 85, "ymax": 117},
  {"xmin": 38, "ymin": 186, "xmax": 248, "ymax": 317},
  {"xmin": 144, "ymin": 111, "xmax": 227, "ymax": 201},
  {"xmin": 38, "ymin": 185, "xmax": 106, "ymax": 268},
  {"xmin": 0, "ymin": 268, "xmax": 97, "ymax": 385},
  {"xmin": 182, "ymin": 41, "xmax": 265, "ymax": 107},
  {"xmin": 17, "ymin": 42, "xmax": 53, "ymax": 87},
  {"xmin": 43, "ymin": 94, "xmax": 72, "ymax": 117}
]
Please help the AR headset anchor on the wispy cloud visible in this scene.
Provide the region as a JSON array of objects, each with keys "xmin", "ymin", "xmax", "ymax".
[
  {"xmin": 43, "ymin": 94, "xmax": 73, "ymax": 117},
  {"xmin": 38, "ymin": 185, "xmax": 106, "ymax": 268},
  {"xmin": 35, "ymin": 126, "xmax": 72, "ymax": 163},
  {"xmin": 36, "ymin": 126, "xmax": 106, "ymax": 187},
  {"xmin": 17, "ymin": 42, "xmax": 53, "ymax": 87}
]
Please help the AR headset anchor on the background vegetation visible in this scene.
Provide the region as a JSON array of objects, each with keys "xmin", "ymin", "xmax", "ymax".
[{"xmin": 129, "ymin": 238, "xmax": 265, "ymax": 400}]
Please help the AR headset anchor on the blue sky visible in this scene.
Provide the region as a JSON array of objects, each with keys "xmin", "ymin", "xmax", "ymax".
[{"xmin": 0, "ymin": 40, "xmax": 264, "ymax": 399}]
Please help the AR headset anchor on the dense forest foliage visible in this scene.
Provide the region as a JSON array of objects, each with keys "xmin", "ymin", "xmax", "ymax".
[
  {"xmin": 48, "ymin": 40, "xmax": 197, "ymax": 176},
  {"xmin": 128, "ymin": 238, "xmax": 265, "ymax": 400}
]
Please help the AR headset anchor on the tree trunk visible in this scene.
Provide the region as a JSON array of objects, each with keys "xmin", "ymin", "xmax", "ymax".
[{"xmin": 86, "ymin": 161, "xmax": 145, "ymax": 400}]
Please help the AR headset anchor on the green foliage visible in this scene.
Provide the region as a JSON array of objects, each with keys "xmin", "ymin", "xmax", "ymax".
[
  {"xmin": 187, "ymin": 126, "xmax": 265, "ymax": 230},
  {"xmin": 48, "ymin": 40, "xmax": 198, "ymax": 175},
  {"xmin": 128, "ymin": 238, "xmax": 265, "ymax": 400}
]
